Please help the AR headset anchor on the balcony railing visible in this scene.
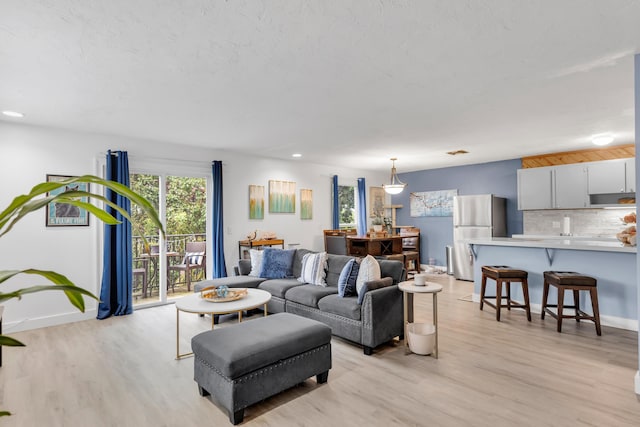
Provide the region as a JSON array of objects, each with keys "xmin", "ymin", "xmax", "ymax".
[
  {"xmin": 132, "ymin": 233, "xmax": 206, "ymax": 302},
  {"xmin": 132, "ymin": 233, "xmax": 206, "ymax": 258}
]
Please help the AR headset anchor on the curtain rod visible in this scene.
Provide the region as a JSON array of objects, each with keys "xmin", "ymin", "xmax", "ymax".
[{"xmin": 99, "ymin": 152, "xmax": 219, "ymax": 166}]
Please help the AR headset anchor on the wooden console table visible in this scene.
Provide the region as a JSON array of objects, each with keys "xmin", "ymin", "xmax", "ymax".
[
  {"xmin": 346, "ymin": 235, "xmax": 403, "ymax": 257},
  {"xmin": 238, "ymin": 239, "xmax": 285, "ymax": 259}
]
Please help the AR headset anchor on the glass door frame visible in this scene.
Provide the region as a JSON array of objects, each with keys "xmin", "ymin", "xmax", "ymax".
[{"xmin": 99, "ymin": 156, "xmax": 213, "ymax": 309}]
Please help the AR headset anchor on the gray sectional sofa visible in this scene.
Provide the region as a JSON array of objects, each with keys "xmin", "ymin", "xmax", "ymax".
[{"xmin": 193, "ymin": 249, "xmax": 406, "ymax": 355}]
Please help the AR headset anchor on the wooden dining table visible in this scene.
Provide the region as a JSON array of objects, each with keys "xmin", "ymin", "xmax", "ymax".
[{"xmin": 345, "ymin": 235, "xmax": 403, "ymax": 257}]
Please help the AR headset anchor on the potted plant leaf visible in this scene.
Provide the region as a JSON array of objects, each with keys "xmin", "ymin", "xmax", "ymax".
[
  {"xmin": 371, "ymin": 214, "xmax": 384, "ymax": 232},
  {"xmin": 0, "ymin": 175, "xmax": 163, "ymax": 417}
]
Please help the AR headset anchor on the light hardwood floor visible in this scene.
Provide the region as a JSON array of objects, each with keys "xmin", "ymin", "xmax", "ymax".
[{"xmin": 1, "ymin": 276, "xmax": 639, "ymax": 426}]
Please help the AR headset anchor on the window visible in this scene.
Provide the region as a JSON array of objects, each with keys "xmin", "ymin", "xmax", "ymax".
[{"xmin": 338, "ymin": 185, "xmax": 356, "ymax": 229}]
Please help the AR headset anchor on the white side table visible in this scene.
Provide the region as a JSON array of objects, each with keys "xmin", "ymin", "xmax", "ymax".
[{"xmin": 398, "ymin": 280, "xmax": 443, "ymax": 358}]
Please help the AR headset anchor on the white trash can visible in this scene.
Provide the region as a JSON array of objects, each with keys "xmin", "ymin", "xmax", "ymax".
[{"xmin": 407, "ymin": 323, "xmax": 436, "ymax": 355}]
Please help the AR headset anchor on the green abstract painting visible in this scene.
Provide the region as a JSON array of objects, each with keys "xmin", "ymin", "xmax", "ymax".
[
  {"xmin": 249, "ymin": 185, "xmax": 264, "ymax": 219},
  {"xmin": 269, "ymin": 180, "xmax": 296, "ymax": 213},
  {"xmin": 300, "ymin": 189, "xmax": 312, "ymax": 220}
]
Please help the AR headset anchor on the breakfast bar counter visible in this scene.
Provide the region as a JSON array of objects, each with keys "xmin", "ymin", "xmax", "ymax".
[
  {"xmin": 469, "ymin": 236, "xmax": 636, "ymax": 254},
  {"xmin": 467, "ymin": 237, "xmax": 637, "ymax": 330}
]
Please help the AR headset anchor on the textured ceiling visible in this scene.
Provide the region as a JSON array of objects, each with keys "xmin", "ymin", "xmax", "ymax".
[{"xmin": 1, "ymin": 1, "xmax": 639, "ymax": 172}]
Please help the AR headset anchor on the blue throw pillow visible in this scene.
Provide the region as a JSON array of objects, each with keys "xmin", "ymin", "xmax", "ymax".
[
  {"xmin": 338, "ymin": 259, "xmax": 359, "ymax": 297},
  {"xmin": 258, "ymin": 248, "xmax": 296, "ymax": 279}
]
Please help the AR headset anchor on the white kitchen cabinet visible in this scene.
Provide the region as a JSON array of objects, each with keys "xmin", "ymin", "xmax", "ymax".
[
  {"xmin": 519, "ymin": 158, "xmax": 635, "ymax": 210},
  {"xmin": 587, "ymin": 159, "xmax": 627, "ymax": 194},
  {"xmin": 554, "ymin": 164, "xmax": 588, "ymax": 208},
  {"xmin": 517, "ymin": 167, "xmax": 553, "ymax": 210},
  {"xmin": 625, "ymin": 159, "xmax": 635, "ymax": 192}
]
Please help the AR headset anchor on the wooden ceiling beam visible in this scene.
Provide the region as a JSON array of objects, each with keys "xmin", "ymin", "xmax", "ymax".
[{"xmin": 521, "ymin": 143, "xmax": 635, "ymax": 168}]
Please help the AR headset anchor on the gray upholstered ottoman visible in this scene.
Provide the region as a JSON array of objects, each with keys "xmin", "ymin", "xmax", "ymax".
[{"xmin": 192, "ymin": 312, "xmax": 332, "ymax": 424}]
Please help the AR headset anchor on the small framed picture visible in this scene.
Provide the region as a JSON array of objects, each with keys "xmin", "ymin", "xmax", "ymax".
[
  {"xmin": 369, "ymin": 186, "xmax": 385, "ymax": 218},
  {"xmin": 45, "ymin": 175, "xmax": 90, "ymax": 227},
  {"xmin": 300, "ymin": 188, "xmax": 312, "ymax": 220},
  {"xmin": 249, "ymin": 184, "xmax": 264, "ymax": 220}
]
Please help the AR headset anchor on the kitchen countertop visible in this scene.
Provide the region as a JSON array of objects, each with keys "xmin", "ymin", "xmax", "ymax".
[
  {"xmin": 510, "ymin": 234, "xmax": 619, "ymax": 241},
  {"xmin": 467, "ymin": 236, "xmax": 636, "ymax": 253}
]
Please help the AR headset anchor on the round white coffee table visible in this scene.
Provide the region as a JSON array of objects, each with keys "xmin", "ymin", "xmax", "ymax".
[
  {"xmin": 174, "ymin": 288, "xmax": 271, "ymax": 359},
  {"xmin": 398, "ymin": 280, "xmax": 443, "ymax": 358}
]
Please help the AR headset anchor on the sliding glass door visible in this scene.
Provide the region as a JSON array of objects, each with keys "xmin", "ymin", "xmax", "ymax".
[{"xmin": 130, "ymin": 173, "xmax": 207, "ymax": 307}]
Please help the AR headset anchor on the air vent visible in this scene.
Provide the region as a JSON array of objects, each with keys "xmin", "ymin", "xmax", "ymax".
[{"xmin": 446, "ymin": 150, "xmax": 469, "ymax": 155}]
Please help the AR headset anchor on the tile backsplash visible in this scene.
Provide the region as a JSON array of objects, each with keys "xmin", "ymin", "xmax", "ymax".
[{"xmin": 523, "ymin": 208, "xmax": 636, "ymax": 237}]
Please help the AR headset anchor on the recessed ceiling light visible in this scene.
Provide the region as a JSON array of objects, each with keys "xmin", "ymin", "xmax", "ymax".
[
  {"xmin": 446, "ymin": 149, "xmax": 469, "ymax": 155},
  {"xmin": 591, "ymin": 134, "xmax": 614, "ymax": 146},
  {"xmin": 292, "ymin": 153, "xmax": 302, "ymax": 158},
  {"xmin": 2, "ymin": 110, "xmax": 25, "ymax": 118}
]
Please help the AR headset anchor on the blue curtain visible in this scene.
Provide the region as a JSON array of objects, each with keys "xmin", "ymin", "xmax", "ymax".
[
  {"xmin": 332, "ymin": 175, "xmax": 339, "ymax": 229},
  {"xmin": 97, "ymin": 150, "xmax": 133, "ymax": 319},
  {"xmin": 357, "ymin": 178, "xmax": 367, "ymax": 236},
  {"xmin": 212, "ymin": 161, "xmax": 227, "ymax": 278}
]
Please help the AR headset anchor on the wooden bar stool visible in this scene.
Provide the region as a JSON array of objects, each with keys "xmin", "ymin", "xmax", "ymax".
[
  {"xmin": 402, "ymin": 251, "xmax": 420, "ymax": 277},
  {"xmin": 480, "ymin": 266, "xmax": 531, "ymax": 322},
  {"xmin": 541, "ymin": 271, "xmax": 601, "ymax": 336}
]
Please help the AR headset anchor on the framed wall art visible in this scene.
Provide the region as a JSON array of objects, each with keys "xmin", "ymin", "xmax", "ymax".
[
  {"xmin": 249, "ymin": 184, "xmax": 264, "ymax": 219},
  {"xmin": 45, "ymin": 174, "xmax": 90, "ymax": 226},
  {"xmin": 300, "ymin": 189, "xmax": 312, "ymax": 220},
  {"xmin": 410, "ymin": 189, "xmax": 458, "ymax": 217},
  {"xmin": 269, "ymin": 180, "xmax": 296, "ymax": 213},
  {"xmin": 369, "ymin": 186, "xmax": 385, "ymax": 218}
]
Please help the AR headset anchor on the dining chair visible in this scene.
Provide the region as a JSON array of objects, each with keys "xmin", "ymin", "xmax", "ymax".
[
  {"xmin": 133, "ymin": 257, "xmax": 149, "ymax": 298},
  {"xmin": 400, "ymin": 227, "xmax": 421, "ymax": 276},
  {"xmin": 323, "ymin": 229, "xmax": 356, "ymax": 255},
  {"xmin": 168, "ymin": 241, "xmax": 206, "ymax": 292}
]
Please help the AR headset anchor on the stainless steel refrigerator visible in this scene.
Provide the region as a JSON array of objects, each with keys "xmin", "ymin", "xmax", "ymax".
[{"xmin": 452, "ymin": 194, "xmax": 507, "ymax": 281}]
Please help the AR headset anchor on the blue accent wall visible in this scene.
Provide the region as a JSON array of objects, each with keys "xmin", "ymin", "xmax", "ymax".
[{"xmin": 393, "ymin": 158, "xmax": 523, "ymax": 265}]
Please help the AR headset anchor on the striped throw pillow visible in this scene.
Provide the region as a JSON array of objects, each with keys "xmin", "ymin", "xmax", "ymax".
[
  {"xmin": 297, "ymin": 252, "xmax": 328, "ymax": 286},
  {"xmin": 186, "ymin": 252, "xmax": 204, "ymax": 265}
]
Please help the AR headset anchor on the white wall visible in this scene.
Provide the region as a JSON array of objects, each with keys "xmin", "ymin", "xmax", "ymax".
[{"xmin": 0, "ymin": 121, "xmax": 386, "ymax": 332}]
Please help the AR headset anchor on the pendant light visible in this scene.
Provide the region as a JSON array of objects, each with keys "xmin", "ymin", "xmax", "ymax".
[{"xmin": 382, "ymin": 157, "xmax": 406, "ymax": 195}]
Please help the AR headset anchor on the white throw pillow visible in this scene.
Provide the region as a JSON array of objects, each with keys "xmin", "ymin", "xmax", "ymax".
[
  {"xmin": 356, "ymin": 255, "xmax": 381, "ymax": 296},
  {"xmin": 297, "ymin": 252, "xmax": 328, "ymax": 286},
  {"xmin": 248, "ymin": 249, "xmax": 264, "ymax": 277}
]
